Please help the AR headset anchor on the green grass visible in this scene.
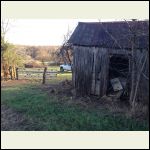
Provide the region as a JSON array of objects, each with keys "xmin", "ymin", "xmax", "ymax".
[
  {"xmin": 47, "ymin": 65, "xmax": 60, "ymax": 71},
  {"xmin": 46, "ymin": 73, "xmax": 72, "ymax": 84},
  {"xmin": 1, "ymin": 81, "xmax": 149, "ymax": 131},
  {"xmin": 27, "ymin": 73, "xmax": 72, "ymax": 84},
  {"xmin": 1, "ymin": 70, "xmax": 149, "ymax": 130}
]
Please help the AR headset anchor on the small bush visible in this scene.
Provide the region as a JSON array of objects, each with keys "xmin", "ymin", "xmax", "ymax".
[{"xmin": 25, "ymin": 61, "xmax": 44, "ymax": 68}]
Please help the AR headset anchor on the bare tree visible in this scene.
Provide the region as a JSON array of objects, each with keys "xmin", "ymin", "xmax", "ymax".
[
  {"xmin": 1, "ymin": 19, "xmax": 10, "ymax": 39},
  {"xmin": 1, "ymin": 19, "xmax": 10, "ymax": 52},
  {"xmin": 125, "ymin": 20, "xmax": 149, "ymax": 109},
  {"xmin": 57, "ymin": 25, "xmax": 73, "ymax": 64}
]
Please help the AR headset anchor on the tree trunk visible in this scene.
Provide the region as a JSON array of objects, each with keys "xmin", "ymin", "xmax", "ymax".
[
  {"xmin": 12, "ymin": 65, "xmax": 16, "ymax": 79},
  {"xmin": 129, "ymin": 48, "xmax": 136, "ymax": 107},
  {"xmin": 3, "ymin": 62, "xmax": 9, "ymax": 81},
  {"xmin": 9, "ymin": 66, "xmax": 13, "ymax": 80},
  {"xmin": 132, "ymin": 53, "xmax": 148, "ymax": 107},
  {"xmin": 16, "ymin": 68, "xmax": 19, "ymax": 80}
]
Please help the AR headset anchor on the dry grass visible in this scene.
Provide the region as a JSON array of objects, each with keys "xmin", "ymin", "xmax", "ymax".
[
  {"xmin": 1, "ymin": 80, "xmax": 30, "ymax": 88},
  {"xmin": 1, "ymin": 104, "xmax": 28, "ymax": 130},
  {"xmin": 126, "ymin": 102, "xmax": 149, "ymax": 122},
  {"xmin": 41, "ymin": 80, "xmax": 149, "ymax": 122}
]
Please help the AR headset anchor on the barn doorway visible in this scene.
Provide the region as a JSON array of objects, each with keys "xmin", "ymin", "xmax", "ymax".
[
  {"xmin": 109, "ymin": 55, "xmax": 129, "ymax": 78},
  {"xmin": 107, "ymin": 54, "xmax": 129, "ymax": 99}
]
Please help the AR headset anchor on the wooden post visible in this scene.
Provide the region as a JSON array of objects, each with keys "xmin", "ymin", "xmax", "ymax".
[
  {"xmin": 42, "ymin": 67, "xmax": 47, "ymax": 84},
  {"xmin": 13, "ymin": 65, "xmax": 16, "ymax": 79},
  {"xmin": 9, "ymin": 66, "xmax": 13, "ymax": 80},
  {"xmin": 16, "ymin": 68, "xmax": 19, "ymax": 80}
]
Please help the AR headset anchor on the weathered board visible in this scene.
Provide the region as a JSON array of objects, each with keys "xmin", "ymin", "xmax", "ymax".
[
  {"xmin": 110, "ymin": 78, "xmax": 123, "ymax": 91},
  {"xmin": 17, "ymin": 68, "xmax": 57, "ymax": 79}
]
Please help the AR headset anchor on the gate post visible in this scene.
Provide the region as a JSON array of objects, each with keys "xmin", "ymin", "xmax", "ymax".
[{"xmin": 42, "ymin": 67, "xmax": 47, "ymax": 84}]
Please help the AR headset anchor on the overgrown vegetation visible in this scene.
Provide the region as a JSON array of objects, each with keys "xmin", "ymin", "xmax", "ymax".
[
  {"xmin": 1, "ymin": 78, "xmax": 148, "ymax": 131},
  {"xmin": 1, "ymin": 20, "xmax": 24, "ymax": 80}
]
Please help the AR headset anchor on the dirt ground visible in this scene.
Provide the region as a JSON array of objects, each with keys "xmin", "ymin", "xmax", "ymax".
[
  {"xmin": 41, "ymin": 80, "xmax": 131, "ymax": 113},
  {"xmin": 1, "ymin": 79, "xmax": 30, "ymax": 88},
  {"xmin": 1, "ymin": 104, "xmax": 28, "ymax": 131}
]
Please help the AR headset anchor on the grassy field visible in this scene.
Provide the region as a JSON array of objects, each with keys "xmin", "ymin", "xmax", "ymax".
[
  {"xmin": 47, "ymin": 65, "xmax": 61, "ymax": 71},
  {"xmin": 1, "ymin": 73, "xmax": 149, "ymax": 131}
]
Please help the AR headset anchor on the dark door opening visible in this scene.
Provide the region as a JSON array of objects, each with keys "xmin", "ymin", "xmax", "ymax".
[
  {"xmin": 109, "ymin": 55, "xmax": 129, "ymax": 78},
  {"xmin": 107, "ymin": 54, "xmax": 129, "ymax": 99}
]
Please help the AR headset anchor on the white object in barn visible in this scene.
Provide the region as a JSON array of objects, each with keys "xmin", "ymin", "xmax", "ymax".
[{"xmin": 110, "ymin": 78, "xmax": 123, "ymax": 91}]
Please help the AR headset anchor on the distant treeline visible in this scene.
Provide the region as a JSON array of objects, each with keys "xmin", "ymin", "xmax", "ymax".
[{"xmin": 15, "ymin": 45, "xmax": 63, "ymax": 63}]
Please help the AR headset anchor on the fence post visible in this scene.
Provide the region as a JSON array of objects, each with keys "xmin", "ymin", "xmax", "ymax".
[
  {"xmin": 13, "ymin": 65, "xmax": 17, "ymax": 79},
  {"xmin": 16, "ymin": 68, "xmax": 19, "ymax": 80},
  {"xmin": 9, "ymin": 66, "xmax": 13, "ymax": 80},
  {"xmin": 42, "ymin": 67, "xmax": 47, "ymax": 84}
]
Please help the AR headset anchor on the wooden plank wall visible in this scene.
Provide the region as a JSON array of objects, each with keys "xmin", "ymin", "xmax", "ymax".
[
  {"xmin": 73, "ymin": 46, "xmax": 109, "ymax": 97},
  {"xmin": 91, "ymin": 48, "xmax": 109, "ymax": 97},
  {"xmin": 73, "ymin": 46, "xmax": 93, "ymax": 96}
]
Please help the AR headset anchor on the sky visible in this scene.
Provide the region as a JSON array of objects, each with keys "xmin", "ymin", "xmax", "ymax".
[{"xmin": 4, "ymin": 19, "xmax": 121, "ymax": 46}]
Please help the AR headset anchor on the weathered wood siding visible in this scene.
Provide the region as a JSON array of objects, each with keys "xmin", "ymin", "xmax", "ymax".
[
  {"xmin": 73, "ymin": 46, "xmax": 109, "ymax": 97},
  {"xmin": 91, "ymin": 48, "xmax": 109, "ymax": 96},
  {"xmin": 73, "ymin": 46, "xmax": 149, "ymax": 104},
  {"xmin": 73, "ymin": 46, "xmax": 93, "ymax": 96}
]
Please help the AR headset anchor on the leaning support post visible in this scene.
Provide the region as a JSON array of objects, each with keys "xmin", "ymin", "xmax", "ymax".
[
  {"xmin": 42, "ymin": 67, "xmax": 47, "ymax": 84},
  {"xmin": 16, "ymin": 68, "xmax": 19, "ymax": 80}
]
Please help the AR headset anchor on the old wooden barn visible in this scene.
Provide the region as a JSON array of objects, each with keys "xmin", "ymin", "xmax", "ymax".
[{"xmin": 68, "ymin": 21, "xmax": 149, "ymax": 104}]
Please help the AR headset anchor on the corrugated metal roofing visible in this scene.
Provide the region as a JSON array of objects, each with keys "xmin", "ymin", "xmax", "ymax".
[{"xmin": 68, "ymin": 21, "xmax": 149, "ymax": 49}]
